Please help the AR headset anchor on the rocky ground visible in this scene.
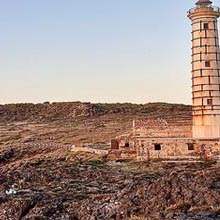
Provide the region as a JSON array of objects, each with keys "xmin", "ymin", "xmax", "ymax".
[
  {"xmin": 0, "ymin": 145, "xmax": 220, "ymax": 220},
  {"xmin": 2, "ymin": 102, "xmax": 218, "ymax": 220}
]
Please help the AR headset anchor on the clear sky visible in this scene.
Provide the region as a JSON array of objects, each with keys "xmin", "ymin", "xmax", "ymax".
[{"xmin": 0, "ymin": 0, "xmax": 214, "ymax": 104}]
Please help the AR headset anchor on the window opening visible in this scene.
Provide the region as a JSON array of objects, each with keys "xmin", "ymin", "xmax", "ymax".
[
  {"xmin": 204, "ymin": 23, "xmax": 209, "ymax": 30},
  {"xmin": 207, "ymin": 99, "xmax": 213, "ymax": 105},
  {"xmin": 205, "ymin": 61, "xmax": 210, "ymax": 67},
  {"xmin": 154, "ymin": 144, "xmax": 161, "ymax": 151},
  {"xmin": 188, "ymin": 143, "xmax": 194, "ymax": 151}
]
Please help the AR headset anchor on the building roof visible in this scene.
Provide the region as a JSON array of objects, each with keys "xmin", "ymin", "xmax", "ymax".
[{"xmin": 196, "ymin": 0, "xmax": 212, "ymax": 5}]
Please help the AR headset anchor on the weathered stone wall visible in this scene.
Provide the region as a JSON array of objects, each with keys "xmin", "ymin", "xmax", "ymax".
[
  {"xmin": 115, "ymin": 134, "xmax": 135, "ymax": 149},
  {"xmin": 136, "ymin": 138, "xmax": 220, "ymax": 160},
  {"xmin": 107, "ymin": 149, "xmax": 137, "ymax": 160},
  {"xmin": 133, "ymin": 119, "xmax": 192, "ymax": 138},
  {"xmin": 134, "ymin": 126, "xmax": 192, "ymax": 138}
]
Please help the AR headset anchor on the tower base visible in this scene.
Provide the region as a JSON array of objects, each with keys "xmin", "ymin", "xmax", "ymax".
[{"xmin": 193, "ymin": 125, "xmax": 220, "ymax": 139}]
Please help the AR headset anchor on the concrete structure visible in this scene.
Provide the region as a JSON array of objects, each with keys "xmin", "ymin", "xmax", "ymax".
[{"xmin": 188, "ymin": 0, "xmax": 220, "ymax": 139}]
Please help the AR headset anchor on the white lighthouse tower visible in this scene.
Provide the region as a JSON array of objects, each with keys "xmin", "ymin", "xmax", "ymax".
[{"xmin": 188, "ymin": 0, "xmax": 220, "ymax": 139}]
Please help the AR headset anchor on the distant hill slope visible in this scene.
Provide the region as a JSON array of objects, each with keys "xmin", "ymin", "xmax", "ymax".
[{"xmin": 0, "ymin": 102, "xmax": 192, "ymax": 125}]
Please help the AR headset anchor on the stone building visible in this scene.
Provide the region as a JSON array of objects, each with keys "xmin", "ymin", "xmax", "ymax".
[{"xmin": 110, "ymin": 0, "xmax": 220, "ymax": 161}]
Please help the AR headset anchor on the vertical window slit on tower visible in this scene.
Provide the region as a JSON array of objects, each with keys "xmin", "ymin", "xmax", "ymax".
[
  {"xmin": 207, "ymin": 99, "xmax": 213, "ymax": 105},
  {"xmin": 208, "ymin": 75, "xmax": 211, "ymax": 84},
  {"xmin": 205, "ymin": 45, "xmax": 208, "ymax": 54},
  {"xmin": 204, "ymin": 23, "xmax": 209, "ymax": 30},
  {"xmin": 200, "ymin": 20, "xmax": 202, "ymax": 32},
  {"xmin": 200, "ymin": 69, "xmax": 203, "ymax": 77},
  {"xmin": 200, "ymin": 51, "xmax": 202, "ymax": 61},
  {"xmin": 213, "ymin": 21, "xmax": 216, "ymax": 32}
]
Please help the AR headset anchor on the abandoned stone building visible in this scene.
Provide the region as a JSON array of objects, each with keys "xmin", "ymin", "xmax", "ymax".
[{"xmin": 110, "ymin": 0, "xmax": 220, "ymax": 160}]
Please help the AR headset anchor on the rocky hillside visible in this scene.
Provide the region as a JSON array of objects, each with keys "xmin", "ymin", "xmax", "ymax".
[
  {"xmin": 0, "ymin": 102, "xmax": 192, "ymax": 125},
  {"xmin": 0, "ymin": 102, "xmax": 192, "ymax": 146}
]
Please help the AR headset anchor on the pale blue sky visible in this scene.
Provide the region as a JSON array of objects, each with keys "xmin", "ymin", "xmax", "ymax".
[{"xmin": 0, "ymin": 0, "xmax": 213, "ymax": 104}]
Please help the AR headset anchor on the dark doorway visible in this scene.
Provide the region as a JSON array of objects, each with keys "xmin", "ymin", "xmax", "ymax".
[{"xmin": 125, "ymin": 142, "xmax": 130, "ymax": 148}]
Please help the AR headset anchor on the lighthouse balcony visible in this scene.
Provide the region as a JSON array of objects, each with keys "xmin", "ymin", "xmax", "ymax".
[{"xmin": 188, "ymin": 6, "xmax": 220, "ymax": 15}]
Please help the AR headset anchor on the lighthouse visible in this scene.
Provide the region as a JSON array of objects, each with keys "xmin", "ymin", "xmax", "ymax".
[
  {"xmin": 111, "ymin": 0, "xmax": 220, "ymax": 160},
  {"xmin": 188, "ymin": 0, "xmax": 220, "ymax": 139}
]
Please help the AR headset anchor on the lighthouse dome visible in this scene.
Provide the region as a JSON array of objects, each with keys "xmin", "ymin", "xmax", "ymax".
[{"xmin": 196, "ymin": 0, "xmax": 212, "ymax": 6}]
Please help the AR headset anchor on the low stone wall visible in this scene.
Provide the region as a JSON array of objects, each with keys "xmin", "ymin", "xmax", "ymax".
[
  {"xmin": 107, "ymin": 149, "xmax": 137, "ymax": 160},
  {"xmin": 71, "ymin": 146, "xmax": 109, "ymax": 156},
  {"xmin": 8, "ymin": 142, "xmax": 72, "ymax": 150}
]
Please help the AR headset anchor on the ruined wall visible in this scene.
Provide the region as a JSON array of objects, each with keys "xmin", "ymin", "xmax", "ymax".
[
  {"xmin": 114, "ymin": 134, "xmax": 135, "ymax": 149},
  {"xmin": 113, "ymin": 119, "xmax": 192, "ymax": 150}
]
